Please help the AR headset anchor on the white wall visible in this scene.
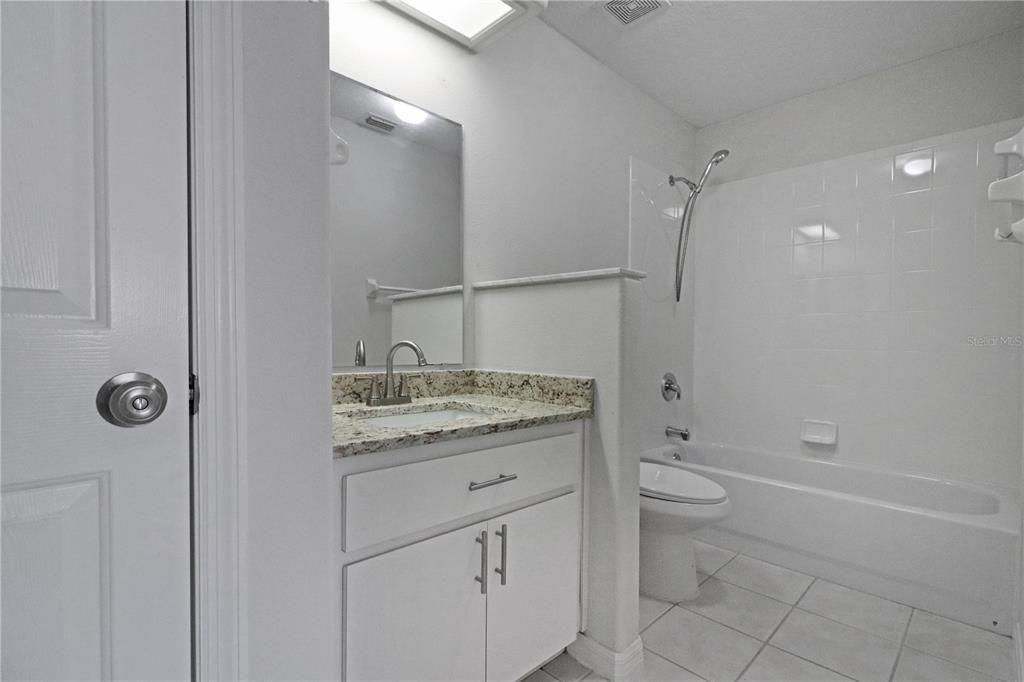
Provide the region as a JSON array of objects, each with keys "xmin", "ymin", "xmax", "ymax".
[
  {"xmin": 696, "ymin": 29, "xmax": 1024, "ymax": 184},
  {"xmin": 693, "ymin": 119, "xmax": 1023, "ymax": 488},
  {"xmin": 623, "ymin": 157, "xmax": 697, "ymax": 455},
  {"xmin": 328, "ymin": 0, "xmax": 693, "ymax": 284},
  {"xmin": 330, "ymin": 115, "xmax": 461, "ymax": 367},
  {"xmin": 391, "ymin": 290, "xmax": 463, "ymax": 363},
  {"xmin": 476, "ymin": 276, "xmax": 641, "ymax": 662},
  {"xmin": 241, "ymin": 4, "xmax": 335, "ymax": 679}
]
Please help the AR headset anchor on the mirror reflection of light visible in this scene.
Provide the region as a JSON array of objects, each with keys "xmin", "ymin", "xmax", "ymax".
[
  {"xmin": 662, "ymin": 207, "xmax": 685, "ymax": 220},
  {"xmin": 901, "ymin": 157, "xmax": 933, "ymax": 177},
  {"xmin": 393, "ymin": 101, "xmax": 429, "ymax": 124},
  {"xmin": 796, "ymin": 224, "xmax": 822, "ymax": 242},
  {"xmin": 795, "ymin": 224, "xmax": 840, "ymax": 241}
]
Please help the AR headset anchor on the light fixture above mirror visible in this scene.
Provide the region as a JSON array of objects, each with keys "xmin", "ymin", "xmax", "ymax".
[{"xmin": 382, "ymin": 0, "xmax": 547, "ymax": 51}]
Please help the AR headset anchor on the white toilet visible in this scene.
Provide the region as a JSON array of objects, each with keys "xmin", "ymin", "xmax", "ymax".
[{"xmin": 639, "ymin": 461, "xmax": 732, "ymax": 602}]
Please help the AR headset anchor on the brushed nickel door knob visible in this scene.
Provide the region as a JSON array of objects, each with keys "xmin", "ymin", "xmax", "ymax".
[{"xmin": 96, "ymin": 372, "xmax": 169, "ymax": 427}]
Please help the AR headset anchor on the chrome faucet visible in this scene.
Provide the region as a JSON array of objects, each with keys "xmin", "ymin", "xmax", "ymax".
[
  {"xmin": 354, "ymin": 339, "xmax": 366, "ymax": 367},
  {"xmin": 378, "ymin": 340, "xmax": 427, "ymax": 406},
  {"xmin": 666, "ymin": 426, "xmax": 690, "ymax": 441}
]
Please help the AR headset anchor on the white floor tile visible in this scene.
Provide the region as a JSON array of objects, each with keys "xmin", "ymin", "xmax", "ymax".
[
  {"xmin": 643, "ymin": 606, "xmax": 762, "ymax": 682},
  {"xmin": 522, "ymin": 668, "xmax": 559, "ymax": 682},
  {"xmin": 738, "ymin": 646, "xmax": 852, "ymax": 681},
  {"xmin": 693, "ymin": 540, "xmax": 736, "ymax": 575},
  {"xmin": 581, "ymin": 651, "xmax": 703, "ymax": 682},
  {"xmin": 904, "ymin": 610, "xmax": 1013, "ymax": 681},
  {"xmin": 770, "ymin": 609, "xmax": 900, "ymax": 682},
  {"xmin": 714, "ymin": 555, "xmax": 814, "ymax": 604},
  {"xmin": 893, "ymin": 647, "xmax": 999, "ymax": 682},
  {"xmin": 681, "ymin": 577, "xmax": 791, "ymax": 641},
  {"xmin": 640, "ymin": 594, "xmax": 674, "ymax": 632},
  {"xmin": 542, "ymin": 651, "xmax": 591, "ymax": 682},
  {"xmin": 639, "ymin": 650, "xmax": 706, "ymax": 681},
  {"xmin": 797, "ymin": 579, "xmax": 911, "ymax": 642}
]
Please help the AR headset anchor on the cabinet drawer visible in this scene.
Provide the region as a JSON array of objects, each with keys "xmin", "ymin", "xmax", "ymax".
[{"xmin": 342, "ymin": 432, "xmax": 580, "ymax": 551}]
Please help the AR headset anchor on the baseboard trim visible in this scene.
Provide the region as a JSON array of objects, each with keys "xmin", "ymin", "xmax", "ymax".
[
  {"xmin": 1014, "ymin": 623, "xmax": 1023, "ymax": 682},
  {"xmin": 567, "ymin": 633, "xmax": 644, "ymax": 681}
]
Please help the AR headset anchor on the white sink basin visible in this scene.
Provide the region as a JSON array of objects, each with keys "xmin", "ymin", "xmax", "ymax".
[{"xmin": 360, "ymin": 408, "xmax": 485, "ymax": 429}]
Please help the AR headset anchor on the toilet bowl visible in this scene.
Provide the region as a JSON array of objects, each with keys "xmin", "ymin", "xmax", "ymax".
[{"xmin": 639, "ymin": 461, "xmax": 732, "ymax": 602}]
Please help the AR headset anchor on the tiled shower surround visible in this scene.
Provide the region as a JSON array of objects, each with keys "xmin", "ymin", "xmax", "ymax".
[{"xmin": 690, "ymin": 119, "xmax": 1024, "ymax": 487}]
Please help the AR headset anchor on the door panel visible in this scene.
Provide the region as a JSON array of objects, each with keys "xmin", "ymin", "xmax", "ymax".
[
  {"xmin": 1, "ymin": 2, "xmax": 190, "ymax": 679},
  {"xmin": 2, "ymin": 476, "xmax": 109, "ymax": 680},
  {"xmin": 486, "ymin": 493, "xmax": 581, "ymax": 682},
  {"xmin": 1, "ymin": 1, "xmax": 105, "ymax": 320},
  {"xmin": 344, "ymin": 523, "xmax": 488, "ymax": 681}
]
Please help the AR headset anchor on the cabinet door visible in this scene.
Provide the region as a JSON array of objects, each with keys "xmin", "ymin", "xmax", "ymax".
[
  {"xmin": 486, "ymin": 493, "xmax": 581, "ymax": 682},
  {"xmin": 344, "ymin": 522, "xmax": 488, "ymax": 681}
]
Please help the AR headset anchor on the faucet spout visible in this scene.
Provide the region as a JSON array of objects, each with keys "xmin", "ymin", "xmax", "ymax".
[{"xmin": 383, "ymin": 340, "xmax": 428, "ymax": 403}]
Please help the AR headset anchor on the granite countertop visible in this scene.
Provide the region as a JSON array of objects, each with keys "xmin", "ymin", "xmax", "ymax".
[{"xmin": 331, "ymin": 370, "xmax": 594, "ymax": 458}]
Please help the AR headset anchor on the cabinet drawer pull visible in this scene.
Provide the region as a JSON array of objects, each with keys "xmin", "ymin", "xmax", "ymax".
[
  {"xmin": 468, "ymin": 473, "xmax": 518, "ymax": 491},
  {"xmin": 475, "ymin": 530, "xmax": 488, "ymax": 594},
  {"xmin": 495, "ymin": 523, "xmax": 508, "ymax": 586}
]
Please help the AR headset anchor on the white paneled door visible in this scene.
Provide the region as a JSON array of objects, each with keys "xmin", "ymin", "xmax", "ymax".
[{"xmin": 1, "ymin": 2, "xmax": 191, "ymax": 680}]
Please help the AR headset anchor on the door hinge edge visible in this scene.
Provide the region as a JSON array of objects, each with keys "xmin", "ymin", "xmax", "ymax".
[{"xmin": 189, "ymin": 373, "xmax": 200, "ymax": 415}]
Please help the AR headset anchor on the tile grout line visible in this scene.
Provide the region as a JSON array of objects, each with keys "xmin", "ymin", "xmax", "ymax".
[
  {"xmin": 793, "ymin": 602, "xmax": 909, "ymax": 643},
  {"xmin": 900, "ymin": 640, "xmax": 1010, "ymax": 681},
  {"xmin": 646, "ymin": 647, "xmax": 710, "ymax": 681},
  {"xmin": 731, "ymin": 575, "xmax": 819, "ymax": 681},
  {"xmin": 639, "ymin": 599, "xmax": 676, "ymax": 635},
  {"xmin": 693, "ymin": 545, "xmax": 1011, "ymax": 681},
  {"xmin": 887, "ymin": 607, "xmax": 915, "ymax": 682},
  {"xmin": 756, "ymin": 577, "xmax": 869, "ymax": 681},
  {"xmin": 638, "ymin": 601, "xmax": 712, "ymax": 682}
]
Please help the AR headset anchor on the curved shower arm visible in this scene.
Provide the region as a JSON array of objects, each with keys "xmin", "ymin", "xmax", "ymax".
[
  {"xmin": 674, "ymin": 189, "xmax": 699, "ymax": 302},
  {"xmin": 669, "ymin": 175, "xmax": 697, "ymax": 192},
  {"xmin": 670, "ymin": 149, "xmax": 729, "ymax": 302}
]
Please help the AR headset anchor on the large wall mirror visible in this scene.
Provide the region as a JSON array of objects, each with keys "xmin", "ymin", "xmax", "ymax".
[{"xmin": 330, "ymin": 72, "xmax": 463, "ymax": 370}]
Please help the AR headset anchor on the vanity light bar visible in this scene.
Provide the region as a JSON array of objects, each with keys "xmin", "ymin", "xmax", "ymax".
[{"xmin": 382, "ymin": 0, "xmax": 547, "ymax": 52}]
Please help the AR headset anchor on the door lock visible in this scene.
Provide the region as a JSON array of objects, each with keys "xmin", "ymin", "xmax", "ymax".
[{"xmin": 96, "ymin": 372, "xmax": 168, "ymax": 427}]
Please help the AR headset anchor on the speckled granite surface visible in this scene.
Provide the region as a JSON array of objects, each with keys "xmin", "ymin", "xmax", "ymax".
[
  {"xmin": 332, "ymin": 369, "xmax": 593, "ymax": 408},
  {"xmin": 332, "ymin": 370, "xmax": 474, "ymax": 404},
  {"xmin": 331, "ymin": 370, "xmax": 594, "ymax": 458}
]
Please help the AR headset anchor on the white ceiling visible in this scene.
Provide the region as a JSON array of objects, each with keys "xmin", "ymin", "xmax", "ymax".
[{"xmin": 540, "ymin": 1, "xmax": 1024, "ymax": 128}]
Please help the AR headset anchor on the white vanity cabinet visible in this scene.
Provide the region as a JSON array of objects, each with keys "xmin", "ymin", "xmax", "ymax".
[
  {"xmin": 484, "ymin": 492, "xmax": 580, "ymax": 682},
  {"xmin": 337, "ymin": 424, "xmax": 584, "ymax": 682}
]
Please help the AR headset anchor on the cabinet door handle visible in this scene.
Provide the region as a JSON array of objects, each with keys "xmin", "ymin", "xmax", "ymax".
[
  {"xmin": 475, "ymin": 530, "xmax": 488, "ymax": 594},
  {"xmin": 468, "ymin": 473, "xmax": 518, "ymax": 491},
  {"xmin": 494, "ymin": 523, "xmax": 508, "ymax": 586}
]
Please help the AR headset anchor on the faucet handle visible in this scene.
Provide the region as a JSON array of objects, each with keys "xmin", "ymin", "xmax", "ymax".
[
  {"xmin": 366, "ymin": 378, "xmax": 382, "ymax": 406},
  {"xmin": 397, "ymin": 375, "xmax": 410, "ymax": 398}
]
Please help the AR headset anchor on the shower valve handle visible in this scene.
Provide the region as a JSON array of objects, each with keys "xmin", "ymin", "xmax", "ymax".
[{"xmin": 661, "ymin": 372, "xmax": 682, "ymax": 401}]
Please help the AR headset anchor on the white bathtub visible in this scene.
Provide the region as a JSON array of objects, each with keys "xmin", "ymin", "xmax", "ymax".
[{"xmin": 643, "ymin": 442, "xmax": 1020, "ymax": 635}]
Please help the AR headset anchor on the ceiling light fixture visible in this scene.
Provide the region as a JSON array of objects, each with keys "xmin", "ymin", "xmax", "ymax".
[{"xmin": 383, "ymin": 0, "xmax": 547, "ymax": 51}]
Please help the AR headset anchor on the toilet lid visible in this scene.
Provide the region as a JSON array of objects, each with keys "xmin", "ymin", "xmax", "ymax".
[{"xmin": 639, "ymin": 462, "xmax": 727, "ymax": 505}]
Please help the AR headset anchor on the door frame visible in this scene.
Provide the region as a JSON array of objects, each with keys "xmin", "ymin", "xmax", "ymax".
[{"xmin": 188, "ymin": 2, "xmax": 247, "ymax": 679}]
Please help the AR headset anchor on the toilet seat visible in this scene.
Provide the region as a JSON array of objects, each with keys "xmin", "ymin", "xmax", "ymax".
[{"xmin": 640, "ymin": 462, "xmax": 727, "ymax": 505}]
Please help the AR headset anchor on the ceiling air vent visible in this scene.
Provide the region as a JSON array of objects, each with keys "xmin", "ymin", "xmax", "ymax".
[
  {"xmin": 362, "ymin": 114, "xmax": 397, "ymax": 134},
  {"xmin": 604, "ymin": 0, "xmax": 669, "ymax": 26}
]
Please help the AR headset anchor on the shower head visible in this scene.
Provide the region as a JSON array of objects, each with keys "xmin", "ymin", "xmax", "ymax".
[
  {"xmin": 695, "ymin": 148, "xmax": 729, "ymax": 192},
  {"xmin": 668, "ymin": 149, "xmax": 730, "ymax": 194}
]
